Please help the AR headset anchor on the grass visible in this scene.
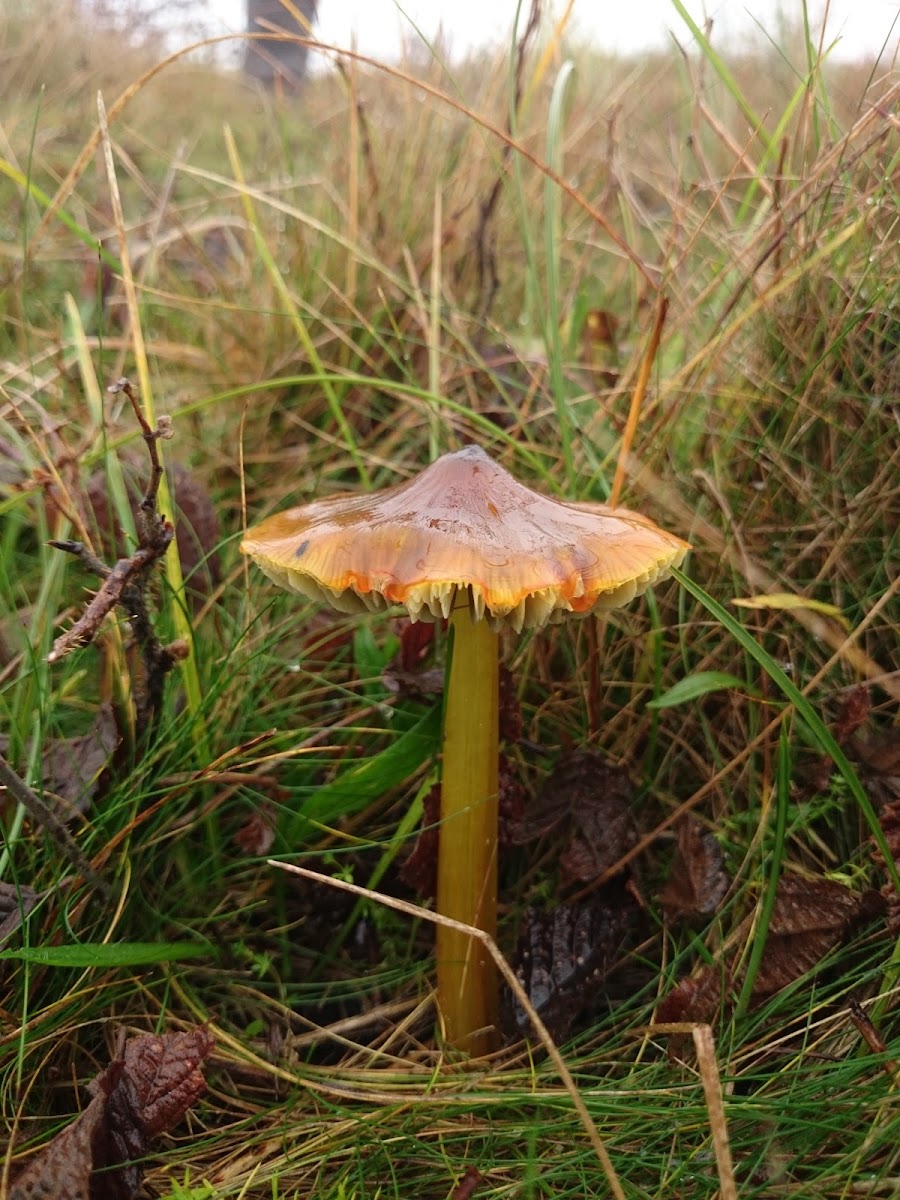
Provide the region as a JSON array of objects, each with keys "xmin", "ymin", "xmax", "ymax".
[{"xmin": 1, "ymin": 0, "xmax": 899, "ymax": 1196}]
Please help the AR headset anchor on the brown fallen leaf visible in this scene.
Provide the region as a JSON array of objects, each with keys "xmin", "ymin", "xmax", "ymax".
[
  {"xmin": 234, "ymin": 802, "xmax": 277, "ymax": 856},
  {"xmin": 497, "ymin": 753, "xmax": 527, "ymax": 848},
  {"xmin": 514, "ymin": 752, "xmax": 637, "ymax": 887},
  {"xmin": 510, "ymin": 895, "xmax": 633, "ymax": 1042},
  {"xmin": 872, "ymin": 794, "xmax": 900, "ymax": 933},
  {"xmin": 0, "ymin": 881, "xmax": 42, "ymax": 946},
  {"xmin": 656, "ymin": 963, "xmax": 727, "ymax": 1028},
  {"xmin": 10, "ymin": 1027, "xmax": 214, "ymax": 1200},
  {"xmin": 382, "ymin": 665, "xmax": 444, "ymax": 701},
  {"xmin": 752, "ymin": 874, "xmax": 884, "ymax": 997},
  {"xmin": 396, "ymin": 617, "xmax": 435, "ymax": 672},
  {"xmin": 43, "ymin": 703, "xmax": 119, "ymax": 816},
  {"xmin": 833, "ymin": 686, "xmax": 872, "ymax": 745},
  {"xmin": 854, "ymin": 726, "xmax": 900, "ymax": 814},
  {"xmin": 85, "ymin": 462, "xmax": 221, "ymax": 598},
  {"xmin": 657, "ymin": 873, "xmax": 884, "ymax": 1039},
  {"xmin": 9, "ymin": 1075, "xmax": 110, "ymax": 1200},
  {"xmin": 498, "ymin": 664, "xmax": 522, "ymax": 744},
  {"xmin": 399, "ymin": 784, "xmax": 441, "ymax": 898},
  {"xmin": 113, "ymin": 1027, "xmax": 213, "ymax": 1138},
  {"xmin": 449, "ymin": 1165, "xmax": 486, "ymax": 1200},
  {"xmin": 660, "ymin": 816, "xmax": 729, "ymax": 924},
  {"xmin": 581, "ymin": 308, "xmax": 620, "ymax": 387}
]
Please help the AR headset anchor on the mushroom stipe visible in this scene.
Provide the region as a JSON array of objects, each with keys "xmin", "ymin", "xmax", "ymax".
[{"xmin": 243, "ymin": 445, "xmax": 689, "ymax": 1054}]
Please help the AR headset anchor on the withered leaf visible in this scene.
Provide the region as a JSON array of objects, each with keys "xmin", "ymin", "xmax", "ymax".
[
  {"xmin": 511, "ymin": 896, "xmax": 632, "ymax": 1042},
  {"xmin": 497, "ymin": 753, "xmax": 526, "ymax": 848},
  {"xmin": 655, "ymin": 964, "xmax": 728, "ymax": 1059},
  {"xmin": 450, "ymin": 1165, "xmax": 486, "ymax": 1200},
  {"xmin": 0, "ymin": 880, "xmax": 42, "ymax": 946},
  {"xmin": 498, "ymin": 664, "xmax": 522, "ymax": 744},
  {"xmin": 753, "ymin": 874, "xmax": 884, "ymax": 997},
  {"xmin": 234, "ymin": 803, "xmax": 277, "ymax": 856},
  {"xmin": 514, "ymin": 752, "xmax": 637, "ymax": 887},
  {"xmin": 85, "ymin": 463, "xmax": 221, "ymax": 596},
  {"xmin": 660, "ymin": 816, "xmax": 729, "ymax": 923},
  {"xmin": 43, "ymin": 703, "xmax": 119, "ymax": 816},
  {"xmin": 10, "ymin": 1028, "xmax": 213, "ymax": 1200},
  {"xmin": 113, "ymin": 1027, "xmax": 214, "ymax": 1139},
  {"xmin": 9, "ymin": 1084, "xmax": 108, "ymax": 1200},
  {"xmin": 855, "ymin": 727, "xmax": 900, "ymax": 813},
  {"xmin": 382, "ymin": 665, "xmax": 444, "ymax": 701},
  {"xmin": 833, "ymin": 686, "xmax": 872, "ymax": 745},
  {"xmin": 397, "ymin": 618, "xmax": 435, "ymax": 672},
  {"xmin": 657, "ymin": 873, "xmax": 884, "ymax": 1037},
  {"xmin": 872, "ymin": 795, "xmax": 900, "ymax": 933},
  {"xmin": 399, "ymin": 784, "xmax": 441, "ymax": 898},
  {"xmin": 656, "ymin": 964, "xmax": 726, "ymax": 1028}
]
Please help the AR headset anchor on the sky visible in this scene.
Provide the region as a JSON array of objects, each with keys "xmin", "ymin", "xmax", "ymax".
[{"xmin": 201, "ymin": 1, "xmax": 900, "ymax": 66}]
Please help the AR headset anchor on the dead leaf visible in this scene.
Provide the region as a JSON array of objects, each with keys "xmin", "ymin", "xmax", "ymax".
[
  {"xmin": 853, "ymin": 727, "xmax": 900, "ymax": 813},
  {"xmin": 0, "ymin": 881, "xmax": 42, "ymax": 946},
  {"xmin": 498, "ymin": 664, "xmax": 522, "ymax": 744},
  {"xmin": 449, "ymin": 1165, "xmax": 486, "ymax": 1200},
  {"xmin": 234, "ymin": 803, "xmax": 277, "ymax": 856},
  {"xmin": 10, "ymin": 1081, "xmax": 109, "ymax": 1200},
  {"xmin": 510, "ymin": 896, "xmax": 632, "ymax": 1042},
  {"xmin": 113, "ymin": 1027, "xmax": 213, "ymax": 1138},
  {"xmin": 871, "ymin": 794, "xmax": 900, "ymax": 933},
  {"xmin": 85, "ymin": 463, "xmax": 221, "ymax": 597},
  {"xmin": 655, "ymin": 965, "xmax": 728, "ymax": 1060},
  {"xmin": 497, "ymin": 753, "xmax": 526, "ymax": 848},
  {"xmin": 383, "ymin": 620, "xmax": 442, "ymax": 700},
  {"xmin": 382, "ymin": 665, "xmax": 444, "ymax": 700},
  {"xmin": 581, "ymin": 308, "xmax": 620, "ymax": 386},
  {"xmin": 514, "ymin": 752, "xmax": 637, "ymax": 888},
  {"xmin": 660, "ymin": 817, "xmax": 729, "ymax": 923},
  {"xmin": 399, "ymin": 784, "xmax": 441, "ymax": 898},
  {"xmin": 397, "ymin": 618, "xmax": 435, "ymax": 672},
  {"xmin": 656, "ymin": 964, "xmax": 727, "ymax": 1028},
  {"xmin": 752, "ymin": 874, "xmax": 884, "ymax": 997},
  {"xmin": 657, "ymin": 873, "xmax": 883, "ymax": 1038},
  {"xmin": 43, "ymin": 704, "xmax": 119, "ymax": 816},
  {"xmin": 10, "ymin": 1027, "xmax": 214, "ymax": 1200},
  {"xmin": 833, "ymin": 686, "xmax": 872, "ymax": 745}
]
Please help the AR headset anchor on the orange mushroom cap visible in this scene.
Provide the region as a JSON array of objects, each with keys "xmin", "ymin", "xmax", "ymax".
[{"xmin": 241, "ymin": 446, "xmax": 689, "ymax": 632}]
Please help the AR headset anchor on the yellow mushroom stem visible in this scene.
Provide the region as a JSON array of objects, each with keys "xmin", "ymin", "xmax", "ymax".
[{"xmin": 436, "ymin": 597, "xmax": 500, "ymax": 1055}]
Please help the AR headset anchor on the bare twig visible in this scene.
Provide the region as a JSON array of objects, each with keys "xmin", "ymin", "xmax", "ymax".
[
  {"xmin": 47, "ymin": 379, "xmax": 186, "ymax": 730},
  {"xmin": 47, "ymin": 539, "xmax": 172, "ymax": 665}
]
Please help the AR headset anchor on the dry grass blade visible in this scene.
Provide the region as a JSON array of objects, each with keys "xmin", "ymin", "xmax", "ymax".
[{"xmin": 693, "ymin": 1024, "xmax": 737, "ymax": 1200}]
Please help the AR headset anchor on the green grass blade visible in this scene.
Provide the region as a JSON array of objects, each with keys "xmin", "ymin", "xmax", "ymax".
[
  {"xmin": 672, "ymin": 568, "xmax": 900, "ymax": 897},
  {"xmin": 669, "ymin": 0, "xmax": 774, "ymax": 156},
  {"xmin": 735, "ymin": 722, "xmax": 791, "ymax": 1019},
  {"xmin": 286, "ymin": 704, "xmax": 442, "ymax": 839},
  {"xmin": 0, "ymin": 942, "xmax": 208, "ymax": 967}
]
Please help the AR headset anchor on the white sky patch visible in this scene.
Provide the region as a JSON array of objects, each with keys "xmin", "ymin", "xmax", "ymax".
[{"xmin": 199, "ymin": 0, "xmax": 899, "ymax": 66}]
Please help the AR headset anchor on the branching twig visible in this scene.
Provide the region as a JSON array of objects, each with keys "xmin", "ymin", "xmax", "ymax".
[{"xmin": 47, "ymin": 378, "xmax": 186, "ymax": 730}]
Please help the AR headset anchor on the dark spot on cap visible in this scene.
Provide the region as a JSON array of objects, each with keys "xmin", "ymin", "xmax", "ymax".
[{"xmin": 295, "ymin": 539, "xmax": 310, "ymax": 558}]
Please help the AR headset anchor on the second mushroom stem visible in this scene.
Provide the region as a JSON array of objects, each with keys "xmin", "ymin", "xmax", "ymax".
[{"xmin": 436, "ymin": 600, "xmax": 500, "ymax": 1055}]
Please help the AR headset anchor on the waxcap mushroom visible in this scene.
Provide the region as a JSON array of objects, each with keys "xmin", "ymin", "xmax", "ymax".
[{"xmin": 241, "ymin": 445, "xmax": 689, "ymax": 632}]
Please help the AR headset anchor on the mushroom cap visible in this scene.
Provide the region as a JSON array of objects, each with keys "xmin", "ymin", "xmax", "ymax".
[{"xmin": 241, "ymin": 445, "xmax": 689, "ymax": 632}]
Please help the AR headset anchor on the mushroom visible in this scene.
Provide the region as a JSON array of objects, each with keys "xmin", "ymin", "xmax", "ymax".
[{"xmin": 242, "ymin": 445, "xmax": 689, "ymax": 1054}]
